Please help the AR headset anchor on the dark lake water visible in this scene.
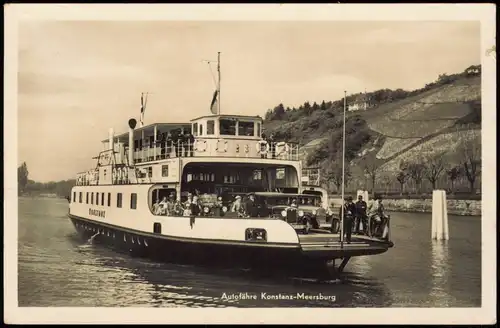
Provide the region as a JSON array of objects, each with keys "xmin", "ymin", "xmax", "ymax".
[{"xmin": 18, "ymin": 197, "xmax": 481, "ymax": 307}]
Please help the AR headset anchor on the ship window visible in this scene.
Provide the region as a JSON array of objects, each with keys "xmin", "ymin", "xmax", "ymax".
[
  {"xmin": 91, "ymin": 192, "xmax": 94, "ymax": 205},
  {"xmin": 199, "ymin": 124, "xmax": 204, "ymax": 136},
  {"xmin": 79, "ymin": 192, "xmax": 82, "ymax": 203},
  {"xmin": 101, "ymin": 193, "xmax": 105, "ymax": 206},
  {"xmin": 207, "ymin": 120, "xmax": 215, "ymax": 135},
  {"xmin": 257, "ymin": 122, "xmax": 261, "ymax": 137},
  {"xmin": 96, "ymin": 192, "xmax": 99, "ymax": 205},
  {"xmin": 86, "ymin": 192, "xmax": 89, "ymax": 204},
  {"xmin": 162, "ymin": 165, "xmax": 169, "ymax": 177},
  {"xmin": 148, "ymin": 167, "xmax": 153, "ymax": 178},
  {"xmin": 276, "ymin": 168, "xmax": 286, "ymax": 180},
  {"xmin": 73, "ymin": 192, "xmax": 76, "ymax": 202},
  {"xmin": 238, "ymin": 121, "xmax": 254, "ymax": 136},
  {"xmin": 131, "ymin": 193, "xmax": 137, "ymax": 209},
  {"xmin": 108, "ymin": 193, "xmax": 111, "ymax": 207},
  {"xmin": 117, "ymin": 193, "xmax": 123, "ymax": 208},
  {"xmin": 220, "ymin": 119, "xmax": 236, "ymax": 136},
  {"xmin": 193, "ymin": 123, "xmax": 198, "ymax": 136}
]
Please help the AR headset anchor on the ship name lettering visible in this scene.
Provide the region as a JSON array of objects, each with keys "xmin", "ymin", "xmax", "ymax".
[{"xmin": 89, "ymin": 208, "xmax": 106, "ymax": 218}]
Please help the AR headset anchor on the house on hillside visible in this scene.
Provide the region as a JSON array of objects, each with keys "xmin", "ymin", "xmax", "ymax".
[
  {"xmin": 348, "ymin": 93, "xmax": 370, "ymax": 111},
  {"xmin": 465, "ymin": 65, "xmax": 481, "ymax": 76}
]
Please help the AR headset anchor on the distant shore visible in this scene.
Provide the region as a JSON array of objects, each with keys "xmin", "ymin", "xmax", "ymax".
[
  {"xmin": 380, "ymin": 198, "xmax": 481, "ymax": 216},
  {"xmin": 329, "ymin": 196, "xmax": 481, "ymax": 216}
]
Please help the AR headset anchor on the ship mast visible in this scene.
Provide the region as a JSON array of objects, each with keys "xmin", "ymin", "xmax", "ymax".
[
  {"xmin": 217, "ymin": 52, "xmax": 221, "ymax": 115},
  {"xmin": 340, "ymin": 90, "xmax": 347, "ymax": 247}
]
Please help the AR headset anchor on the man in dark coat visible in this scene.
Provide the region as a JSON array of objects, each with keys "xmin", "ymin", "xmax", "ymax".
[
  {"xmin": 338, "ymin": 196, "xmax": 356, "ymax": 243},
  {"xmin": 170, "ymin": 130, "xmax": 179, "ymax": 157},
  {"xmin": 243, "ymin": 193, "xmax": 259, "ymax": 217},
  {"xmin": 354, "ymin": 194, "xmax": 368, "ymax": 234}
]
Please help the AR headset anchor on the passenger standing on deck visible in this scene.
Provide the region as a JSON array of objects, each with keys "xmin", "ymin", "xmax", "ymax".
[
  {"xmin": 152, "ymin": 199, "xmax": 161, "ymax": 215},
  {"xmin": 174, "ymin": 196, "xmax": 184, "ymax": 216},
  {"xmin": 166, "ymin": 193, "xmax": 176, "ymax": 216},
  {"xmin": 185, "ymin": 131, "xmax": 195, "ymax": 157},
  {"xmin": 213, "ymin": 197, "xmax": 224, "ymax": 217},
  {"xmin": 159, "ymin": 196, "xmax": 168, "ymax": 215},
  {"xmin": 339, "ymin": 196, "xmax": 356, "ymax": 243},
  {"xmin": 179, "ymin": 131, "xmax": 187, "ymax": 157},
  {"xmin": 268, "ymin": 133, "xmax": 276, "ymax": 159},
  {"xmin": 244, "ymin": 193, "xmax": 259, "ymax": 217},
  {"xmin": 354, "ymin": 195, "xmax": 368, "ymax": 234},
  {"xmin": 183, "ymin": 193, "xmax": 193, "ymax": 216},
  {"xmin": 166, "ymin": 132, "xmax": 172, "ymax": 158},
  {"xmin": 190, "ymin": 196, "xmax": 202, "ymax": 216},
  {"xmin": 171, "ymin": 130, "xmax": 179, "ymax": 157},
  {"xmin": 367, "ymin": 196, "xmax": 388, "ymax": 237},
  {"xmin": 260, "ymin": 133, "xmax": 267, "ymax": 159},
  {"xmin": 231, "ymin": 195, "xmax": 243, "ymax": 215}
]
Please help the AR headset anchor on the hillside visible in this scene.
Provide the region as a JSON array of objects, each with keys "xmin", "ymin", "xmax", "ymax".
[{"xmin": 263, "ymin": 65, "xmax": 482, "ymax": 194}]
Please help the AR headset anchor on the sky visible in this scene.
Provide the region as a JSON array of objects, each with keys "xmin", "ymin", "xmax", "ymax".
[{"xmin": 17, "ymin": 20, "xmax": 480, "ymax": 182}]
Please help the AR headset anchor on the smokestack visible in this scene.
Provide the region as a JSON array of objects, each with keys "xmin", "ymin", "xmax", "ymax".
[
  {"xmin": 128, "ymin": 119, "xmax": 137, "ymax": 166},
  {"xmin": 108, "ymin": 128, "xmax": 114, "ymax": 151}
]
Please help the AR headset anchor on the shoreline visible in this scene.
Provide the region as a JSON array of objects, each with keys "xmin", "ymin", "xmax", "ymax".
[
  {"xmin": 329, "ymin": 196, "xmax": 481, "ymax": 216},
  {"xmin": 382, "ymin": 198, "xmax": 481, "ymax": 216}
]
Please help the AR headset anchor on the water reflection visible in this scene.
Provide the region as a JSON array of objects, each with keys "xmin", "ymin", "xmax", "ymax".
[
  {"xmin": 84, "ymin": 248, "xmax": 395, "ymax": 307},
  {"xmin": 429, "ymin": 241, "xmax": 455, "ymax": 306}
]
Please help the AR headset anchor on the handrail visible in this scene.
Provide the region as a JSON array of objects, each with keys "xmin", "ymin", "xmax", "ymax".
[
  {"xmin": 75, "ymin": 139, "xmax": 302, "ymax": 184},
  {"xmin": 131, "ymin": 139, "xmax": 301, "ymax": 163}
]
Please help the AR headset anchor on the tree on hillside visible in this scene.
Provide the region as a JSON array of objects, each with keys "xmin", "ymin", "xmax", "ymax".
[
  {"xmin": 396, "ymin": 171, "xmax": 410, "ymax": 195},
  {"xmin": 424, "ymin": 155, "xmax": 446, "ymax": 190},
  {"xmin": 320, "ymin": 100, "xmax": 327, "ymax": 111},
  {"xmin": 457, "ymin": 128, "xmax": 481, "ymax": 193},
  {"xmin": 303, "ymin": 101, "xmax": 312, "ymax": 115},
  {"xmin": 363, "ymin": 161, "xmax": 378, "ymax": 196},
  {"xmin": 395, "ymin": 160, "xmax": 410, "ymax": 195},
  {"xmin": 408, "ymin": 161, "xmax": 426, "ymax": 193},
  {"xmin": 446, "ymin": 166, "xmax": 463, "ymax": 194},
  {"xmin": 273, "ymin": 103, "xmax": 286, "ymax": 120},
  {"xmin": 18, "ymin": 162, "xmax": 29, "ymax": 195},
  {"xmin": 324, "ymin": 157, "xmax": 351, "ymax": 192},
  {"xmin": 379, "ymin": 174, "xmax": 392, "ymax": 195}
]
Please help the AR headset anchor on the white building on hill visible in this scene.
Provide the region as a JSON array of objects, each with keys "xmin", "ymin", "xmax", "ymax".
[{"xmin": 348, "ymin": 92, "xmax": 370, "ymax": 111}]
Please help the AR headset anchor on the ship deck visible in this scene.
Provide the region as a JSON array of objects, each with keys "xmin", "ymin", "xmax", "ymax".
[{"xmin": 298, "ymin": 232, "xmax": 393, "ymax": 258}]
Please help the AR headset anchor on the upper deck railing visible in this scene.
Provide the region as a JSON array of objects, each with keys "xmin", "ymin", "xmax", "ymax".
[
  {"xmin": 132, "ymin": 138, "xmax": 300, "ymax": 163},
  {"xmin": 301, "ymin": 167, "xmax": 321, "ymax": 186}
]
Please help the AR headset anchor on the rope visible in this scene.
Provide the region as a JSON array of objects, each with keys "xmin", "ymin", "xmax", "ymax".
[{"xmin": 206, "ymin": 62, "xmax": 218, "ymax": 89}]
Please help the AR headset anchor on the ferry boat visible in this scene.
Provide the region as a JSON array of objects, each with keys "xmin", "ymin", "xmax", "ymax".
[{"xmin": 68, "ymin": 56, "xmax": 394, "ymax": 278}]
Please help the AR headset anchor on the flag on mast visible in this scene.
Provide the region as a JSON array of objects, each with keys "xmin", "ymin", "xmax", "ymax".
[
  {"xmin": 140, "ymin": 92, "xmax": 148, "ymax": 127},
  {"xmin": 210, "ymin": 90, "xmax": 219, "ymax": 114}
]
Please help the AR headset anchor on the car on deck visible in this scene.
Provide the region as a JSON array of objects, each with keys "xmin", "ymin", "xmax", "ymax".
[{"xmin": 241, "ymin": 192, "xmax": 333, "ymax": 234}]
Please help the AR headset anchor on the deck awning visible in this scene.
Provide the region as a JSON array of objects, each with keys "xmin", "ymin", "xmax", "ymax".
[{"xmin": 101, "ymin": 122, "xmax": 192, "ymax": 143}]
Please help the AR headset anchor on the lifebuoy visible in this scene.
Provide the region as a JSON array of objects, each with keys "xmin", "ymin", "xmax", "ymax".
[
  {"xmin": 256, "ymin": 140, "xmax": 270, "ymax": 154},
  {"xmin": 276, "ymin": 142, "xmax": 290, "ymax": 156},
  {"xmin": 193, "ymin": 139, "xmax": 207, "ymax": 152},
  {"xmin": 216, "ymin": 139, "xmax": 228, "ymax": 152}
]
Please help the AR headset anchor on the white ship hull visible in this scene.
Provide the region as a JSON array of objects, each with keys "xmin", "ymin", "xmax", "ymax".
[{"xmin": 69, "ymin": 184, "xmax": 392, "ymax": 277}]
